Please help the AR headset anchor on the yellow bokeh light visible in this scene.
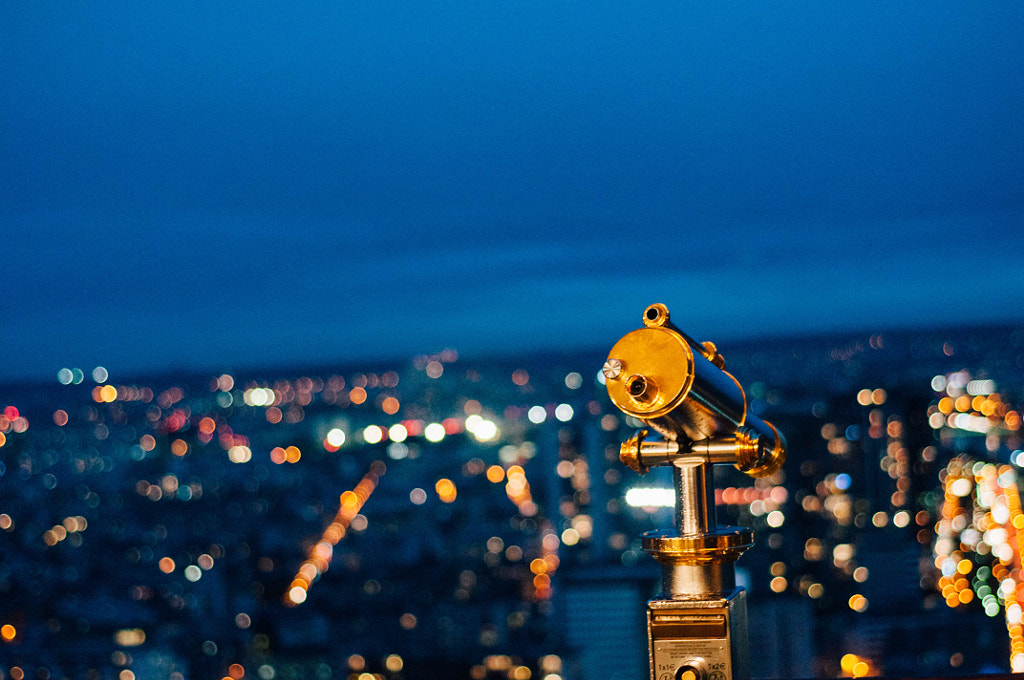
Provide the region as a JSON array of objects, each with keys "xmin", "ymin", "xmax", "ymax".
[
  {"xmin": 848, "ymin": 594, "xmax": 868, "ymax": 612},
  {"xmin": 114, "ymin": 628, "xmax": 146, "ymax": 646},
  {"xmin": 228, "ymin": 445, "xmax": 252, "ymax": 463},
  {"xmin": 385, "ymin": 655, "xmax": 404, "ymax": 672},
  {"xmin": 436, "ymin": 478, "xmax": 457, "ymax": 503},
  {"xmin": 1, "ymin": 624, "xmax": 16, "ymax": 641},
  {"xmin": 381, "ymin": 397, "xmax": 400, "ymax": 415}
]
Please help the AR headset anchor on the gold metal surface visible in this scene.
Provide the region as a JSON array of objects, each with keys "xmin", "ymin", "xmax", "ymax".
[
  {"xmin": 619, "ymin": 430, "xmax": 643, "ymax": 474},
  {"xmin": 732, "ymin": 420, "xmax": 786, "ymax": 478},
  {"xmin": 649, "ymin": 613, "xmax": 727, "ymax": 639},
  {"xmin": 648, "ymin": 593, "xmax": 749, "ymax": 680},
  {"xmin": 642, "ymin": 303, "xmax": 727, "ymax": 368},
  {"xmin": 622, "ymin": 428, "xmax": 785, "ymax": 477},
  {"xmin": 605, "ymin": 304, "xmax": 786, "ymax": 680},
  {"xmin": 605, "ymin": 308, "xmax": 751, "ymax": 443},
  {"xmin": 605, "ymin": 326, "xmax": 695, "ymax": 420},
  {"xmin": 641, "ymin": 528, "xmax": 754, "ymax": 565},
  {"xmin": 619, "ymin": 429, "xmax": 680, "ymax": 474}
]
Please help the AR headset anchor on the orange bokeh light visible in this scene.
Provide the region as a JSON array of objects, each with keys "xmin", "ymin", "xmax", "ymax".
[{"xmin": 199, "ymin": 417, "xmax": 216, "ymax": 434}]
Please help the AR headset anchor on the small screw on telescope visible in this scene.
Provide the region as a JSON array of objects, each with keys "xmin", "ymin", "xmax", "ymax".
[{"xmin": 602, "ymin": 358, "xmax": 623, "ymax": 380}]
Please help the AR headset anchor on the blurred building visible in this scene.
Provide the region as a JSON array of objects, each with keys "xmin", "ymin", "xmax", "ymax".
[{"xmin": 0, "ymin": 324, "xmax": 1022, "ymax": 678}]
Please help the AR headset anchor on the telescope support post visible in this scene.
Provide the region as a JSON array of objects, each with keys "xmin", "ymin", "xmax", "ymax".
[{"xmin": 674, "ymin": 462, "xmax": 715, "ymax": 538}]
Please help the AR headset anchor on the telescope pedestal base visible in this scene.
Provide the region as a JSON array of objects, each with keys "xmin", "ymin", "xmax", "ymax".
[{"xmin": 647, "ymin": 589, "xmax": 749, "ymax": 680}]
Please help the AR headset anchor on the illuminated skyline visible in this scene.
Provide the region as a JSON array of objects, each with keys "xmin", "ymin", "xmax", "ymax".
[
  {"xmin": 1, "ymin": 323, "xmax": 1021, "ymax": 677},
  {"xmin": 3, "ymin": 3, "xmax": 1024, "ymax": 382}
]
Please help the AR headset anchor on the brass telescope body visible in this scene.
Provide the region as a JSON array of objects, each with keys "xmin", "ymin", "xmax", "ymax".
[{"xmin": 604, "ymin": 304, "xmax": 786, "ymax": 680}]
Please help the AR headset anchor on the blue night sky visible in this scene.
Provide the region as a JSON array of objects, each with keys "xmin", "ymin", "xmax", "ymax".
[{"xmin": 2, "ymin": 3, "xmax": 1023, "ymax": 382}]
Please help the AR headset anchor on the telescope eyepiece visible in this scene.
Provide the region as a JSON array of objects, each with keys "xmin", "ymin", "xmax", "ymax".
[
  {"xmin": 626, "ymin": 374, "xmax": 656, "ymax": 402},
  {"xmin": 643, "ymin": 303, "xmax": 671, "ymax": 327}
]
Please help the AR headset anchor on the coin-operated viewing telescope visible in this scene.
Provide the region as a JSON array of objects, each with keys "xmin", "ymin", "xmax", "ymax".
[{"xmin": 604, "ymin": 303, "xmax": 786, "ymax": 680}]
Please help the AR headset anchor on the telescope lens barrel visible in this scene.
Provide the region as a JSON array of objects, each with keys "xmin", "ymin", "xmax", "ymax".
[
  {"xmin": 605, "ymin": 305, "xmax": 785, "ymax": 479},
  {"xmin": 605, "ymin": 325, "xmax": 745, "ymax": 443}
]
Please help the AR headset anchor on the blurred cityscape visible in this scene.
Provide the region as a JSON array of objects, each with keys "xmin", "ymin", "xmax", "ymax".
[{"xmin": 1, "ymin": 323, "xmax": 1023, "ymax": 680}]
